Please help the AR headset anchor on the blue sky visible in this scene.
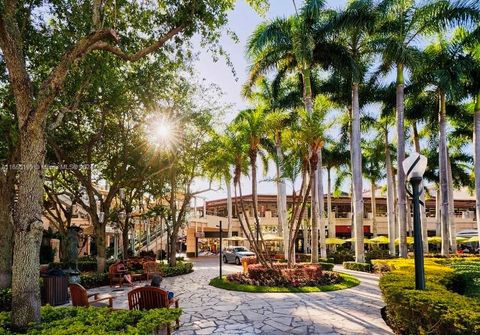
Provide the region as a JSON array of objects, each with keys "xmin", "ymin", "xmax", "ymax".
[{"xmin": 193, "ymin": 0, "xmax": 349, "ymax": 202}]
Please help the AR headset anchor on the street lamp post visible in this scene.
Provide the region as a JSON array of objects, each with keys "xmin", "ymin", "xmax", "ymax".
[
  {"xmin": 403, "ymin": 153, "xmax": 428, "ymax": 290},
  {"xmin": 217, "ymin": 221, "xmax": 223, "ymax": 279}
]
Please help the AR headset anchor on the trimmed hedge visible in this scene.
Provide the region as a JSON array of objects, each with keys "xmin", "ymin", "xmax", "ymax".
[
  {"xmin": 379, "ymin": 258, "xmax": 480, "ymax": 335},
  {"xmin": 80, "ymin": 272, "xmax": 109, "ymax": 289},
  {"xmin": 328, "ymin": 249, "xmax": 355, "ymax": 264},
  {"xmin": 343, "ymin": 261, "xmax": 371, "ymax": 272},
  {"xmin": 0, "ymin": 305, "xmax": 181, "ymax": 334},
  {"xmin": 160, "ymin": 262, "xmax": 193, "ymax": 277},
  {"xmin": 318, "ymin": 262, "xmax": 334, "ymax": 271},
  {"xmin": 49, "ymin": 260, "xmax": 97, "ymax": 272},
  {"xmin": 319, "ymin": 257, "xmax": 335, "ymax": 264}
]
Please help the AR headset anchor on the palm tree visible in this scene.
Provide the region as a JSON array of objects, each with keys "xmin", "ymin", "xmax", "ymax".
[
  {"xmin": 233, "ymin": 109, "xmax": 269, "ymax": 249},
  {"xmin": 463, "ymin": 28, "xmax": 480, "ymax": 243},
  {"xmin": 205, "ymin": 133, "xmax": 235, "ymax": 237},
  {"xmin": 376, "ymin": 0, "xmax": 480, "ymax": 257},
  {"xmin": 322, "ymin": 142, "xmax": 349, "ymax": 240},
  {"xmin": 411, "ymin": 32, "xmax": 471, "ymax": 256},
  {"xmin": 243, "ymin": 76, "xmax": 301, "ymax": 259},
  {"xmin": 324, "ymin": 0, "xmax": 379, "ymax": 262},
  {"xmin": 295, "ymin": 96, "xmax": 332, "ymax": 261},
  {"xmin": 362, "ymin": 137, "xmax": 387, "ymax": 237},
  {"xmin": 247, "ymin": 0, "xmax": 343, "ymax": 262}
]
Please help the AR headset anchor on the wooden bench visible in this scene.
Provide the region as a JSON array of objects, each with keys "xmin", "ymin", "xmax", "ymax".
[{"xmin": 128, "ymin": 287, "xmax": 179, "ymax": 335}]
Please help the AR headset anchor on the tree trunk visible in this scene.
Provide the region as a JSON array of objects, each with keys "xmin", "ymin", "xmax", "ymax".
[
  {"xmin": 274, "ymin": 137, "xmax": 289, "ymax": 259},
  {"xmin": 11, "ymin": 127, "xmax": 45, "ymax": 329},
  {"xmin": 351, "ymin": 83, "xmax": 365, "ymax": 262},
  {"xmin": 396, "ymin": 64, "xmax": 408, "ymax": 258},
  {"xmin": 122, "ymin": 224, "xmax": 129, "ymax": 259},
  {"xmin": 327, "ymin": 168, "xmax": 334, "ymax": 239},
  {"xmin": 169, "ymin": 228, "xmax": 179, "ymax": 267},
  {"xmin": 226, "ymin": 178, "xmax": 233, "ymax": 238},
  {"xmin": 412, "ymin": 123, "xmax": 429, "ymax": 253},
  {"xmin": 447, "ymin": 149, "xmax": 456, "ymax": 252},
  {"xmin": 439, "ymin": 91, "xmax": 450, "ymax": 257},
  {"xmin": 385, "ymin": 131, "xmax": 396, "ymax": 255},
  {"xmin": 371, "ymin": 180, "xmax": 377, "ymax": 237},
  {"xmin": 317, "ymin": 149, "xmax": 326, "ymax": 259},
  {"xmin": 95, "ymin": 220, "xmax": 107, "ymax": 272},
  {"xmin": 0, "ymin": 172, "xmax": 14, "ymax": 288},
  {"xmin": 436, "ymin": 187, "xmax": 441, "ymax": 236},
  {"xmin": 474, "ymin": 93, "xmax": 480, "ymax": 243},
  {"xmin": 311, "ymin": 164, "xmax": 319, "ymax": 263}
]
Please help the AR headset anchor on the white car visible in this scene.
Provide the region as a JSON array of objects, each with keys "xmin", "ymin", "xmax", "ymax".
[{"xmin": 223, "ymin": 246, "xmax": 255, "ymax": 265}]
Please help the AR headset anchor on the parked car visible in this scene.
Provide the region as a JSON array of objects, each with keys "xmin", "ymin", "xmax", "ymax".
[{"xmin": 223, "ymin": 246, "xmax": 255, "ymax": 265}]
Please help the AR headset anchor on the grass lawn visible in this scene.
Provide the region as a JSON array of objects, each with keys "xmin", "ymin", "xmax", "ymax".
[{"xmin": 209, "ymin": 272, "xmax": 360, "ymax": 293}]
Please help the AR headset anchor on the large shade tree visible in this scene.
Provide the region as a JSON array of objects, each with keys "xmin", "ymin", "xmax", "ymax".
[{"xmin": 0, "ymin": 0, "xmax": 265, "ymax": 328}]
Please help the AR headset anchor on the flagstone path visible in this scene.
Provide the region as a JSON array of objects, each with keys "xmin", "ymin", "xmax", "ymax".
[{"xmin": 86, "ymin": 257, "xmax": 393, "ymax": 335}]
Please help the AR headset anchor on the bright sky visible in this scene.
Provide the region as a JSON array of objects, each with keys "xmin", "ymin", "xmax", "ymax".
[{"xmin": 192, "ymin": 0, "xmax": 349, "ymax": 202}]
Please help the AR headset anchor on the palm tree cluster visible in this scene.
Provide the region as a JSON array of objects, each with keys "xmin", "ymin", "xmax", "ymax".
[{"xmin": 214, "ymin": 0, "xmax": 480, "ymax": 264}]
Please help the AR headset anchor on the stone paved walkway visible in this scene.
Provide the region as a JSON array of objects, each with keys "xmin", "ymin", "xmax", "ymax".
[{"xmin": 87, "ymin": 257, "xmax": 393, "ymax": 335}]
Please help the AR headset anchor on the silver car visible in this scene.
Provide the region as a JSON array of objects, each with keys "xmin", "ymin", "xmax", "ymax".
[{"xmin": 223, "ymin": 246, "xmax": 255, "ymax": 265}]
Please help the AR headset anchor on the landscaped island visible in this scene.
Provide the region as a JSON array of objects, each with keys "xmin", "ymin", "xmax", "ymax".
[{"xmin": 210, "ymin": 263, "xmax": 359, "ymax": 293}]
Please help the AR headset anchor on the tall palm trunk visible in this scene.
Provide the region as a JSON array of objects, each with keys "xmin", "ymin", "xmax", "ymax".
[
  {"xmin": 439, "ymin": 91, "xmax": 450, "ymax": 257},
  {"xmin": 474, "ymin": 93, "xmax": 480, "ymax": 242},
  {"xmin": 412, "ymin": 123, "xmax": 429, "ymax": 253},
  {"xmin": 384, "ymin": 130, "xmax": 396, "ymax": 255},
  {"xmin": 435, "ymin": 187, "xmax": 441, "ymax": 236},
  {"xmin": 371, "ymin": 180, "xmax": 377, "ymax": 237},
  {"xmin": 447, "ymin": 150, "xmax": 456, "ymax": 252},
  {"xmin": 327, "ymin": 168, "xmax": 334, "ymax": 239},
  {"xmin": 226, "ymin": 177, "xmax": 233, "ymax": 238},
  {"xmin": 310, "ymin": 161, "xmax": 319, "ymax": 263},
  {"xmin": 249, "ymin": 149, "xmax": 266, "ymax": 253},
  {"xmin": 396, "ymin": 64, "xmax": 408, "ymax": 258},
  {"xmin": 275, "ymin": 134, "xmax": 288, "ymax": 258},
  {"xmin": 302, "ymin": 67, "xmax": 319, "ymax": 263},
  {"xmin": 351, "ymin": 83, "xmax": 365, "ymax": 262},
  {"xmin": 317, "ymin": 149, "xmax": 326, "ymax": 259}
]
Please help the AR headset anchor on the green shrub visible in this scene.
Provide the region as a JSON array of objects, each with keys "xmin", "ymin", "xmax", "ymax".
[
  {"xmin": 319, "ymin": 257, "xmax": 335, "ymax": 264},
  {"xmin": 319, "ymin": 262, "xmax": 334, "ymax": 271},
  {"xmin": 328, "ymin": 249, "xmax": 354, "ymax": 264},
  {"xmin": 80, "ymin": 272, "xmax": 109, "ymax": 289},
  {"xmin": 160, "ymin": 262, "xmax": 193, "ymax": 277},
  {"xmin": 0, "ymin": 305, "xmax": 181, "ymax": 334},
  {"xmin": 380, "ymin": 270, "xmax": 480, "ymax": 335},
  {"xmin": 365, "ymin": 249, "xmax": 395, "ymax": 264},
  {"xmin": 446, "ymin": 262, "xmax": 480, "ymax": 298},
  {"xmin": 49, "ymin": 260, "xmax": 97, "ymax": 272},
  {"xmin": 343, "ymin": 261, "xmax": 371, "ymax": 272},
  {"xmin": 0, "ymin": 289, "xmax": 11, "ymax": 312}
]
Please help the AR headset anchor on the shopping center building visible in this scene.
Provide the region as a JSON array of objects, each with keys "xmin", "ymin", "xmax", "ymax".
[{"xmin": 184, "ymin": 189, "xmax": 478, "ymax": 256}]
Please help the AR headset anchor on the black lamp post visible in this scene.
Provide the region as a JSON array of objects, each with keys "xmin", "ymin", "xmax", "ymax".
[
  {"xmin": 217, "ymin": 221, "xmax": 223, "ymax": 279},
  {"xmin": 403, "ymin": 153, "xmax": 428, "ymax": 290}
]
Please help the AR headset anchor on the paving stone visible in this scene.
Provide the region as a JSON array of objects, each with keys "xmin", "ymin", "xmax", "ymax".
[{"xmin": 64, "ymin": 257, "xmax": 393, "ymax": 335}]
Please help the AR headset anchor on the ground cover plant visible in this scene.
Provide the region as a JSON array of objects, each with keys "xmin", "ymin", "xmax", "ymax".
[{"xmin": 0, "ymin": 305, "xmax": 181, "ymax": 334}]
